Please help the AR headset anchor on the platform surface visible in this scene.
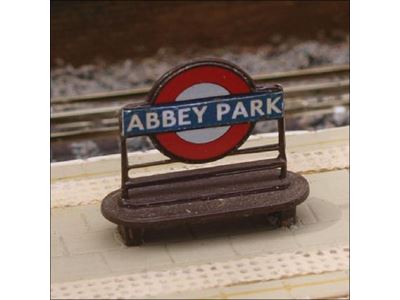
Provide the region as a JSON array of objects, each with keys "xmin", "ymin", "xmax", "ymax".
[{"xmin": 51, "ymin": 127, "xmax": 349, "ymax": 299}]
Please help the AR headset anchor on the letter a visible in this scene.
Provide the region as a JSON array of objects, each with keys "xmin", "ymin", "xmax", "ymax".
[
  {"xmin": 127, "ymin": 114, "xmax": 144, "ymax": 132},
  {"xmin": 232, "ymin": 102, "xmax": 249, "ymax": 119}
]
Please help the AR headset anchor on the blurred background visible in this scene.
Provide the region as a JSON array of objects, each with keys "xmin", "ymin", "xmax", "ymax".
[{"xmin": 51, "ymin": 0, "xmax": 349, "ymax": 162}]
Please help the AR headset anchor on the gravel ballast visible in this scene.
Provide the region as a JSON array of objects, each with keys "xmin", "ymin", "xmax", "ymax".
[{"xmin": 51, "ymin": 39, "xmax": 349, "ymax": 161}]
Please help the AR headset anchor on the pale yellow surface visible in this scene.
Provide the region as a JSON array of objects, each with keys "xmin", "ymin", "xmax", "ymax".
[{"xmin": 51, "ymin": 127, "xmax": 349, "ymax": 299}]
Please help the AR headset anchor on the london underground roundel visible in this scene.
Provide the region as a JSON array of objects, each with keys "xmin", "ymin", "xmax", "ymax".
[{"xmin": 148, "ymin": 60, "xmax": 256, "ymax": 163}]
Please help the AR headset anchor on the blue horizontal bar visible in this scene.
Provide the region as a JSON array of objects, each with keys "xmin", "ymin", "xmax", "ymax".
[{"xmin": 122, "ymin": 91, "xmax": 284, "ymax": 137}]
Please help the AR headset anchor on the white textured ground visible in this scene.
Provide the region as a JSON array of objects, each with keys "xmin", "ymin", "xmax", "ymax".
[{"xmin": 51, "ymin": 127, "xmax": 349, "ymax": 299}]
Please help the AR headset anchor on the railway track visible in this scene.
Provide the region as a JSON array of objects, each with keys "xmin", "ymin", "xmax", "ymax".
[{"xmin": 51, "ymin": 64, "xmax": 349, "ymax": 142}]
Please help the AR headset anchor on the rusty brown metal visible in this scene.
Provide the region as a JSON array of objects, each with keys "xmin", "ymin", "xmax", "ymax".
[
  {"xmin": 102, "ymin": 169, "xmax": 309, "ymax": 246},
  {"xmin": 101, "ymin": 59, "xmax": 310, "ymax": 246}
]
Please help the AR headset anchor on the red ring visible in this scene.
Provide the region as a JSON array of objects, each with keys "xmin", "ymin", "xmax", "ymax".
[{"xmin": 152, "ymin": 65, "xmax": 252, "ymax": 162}]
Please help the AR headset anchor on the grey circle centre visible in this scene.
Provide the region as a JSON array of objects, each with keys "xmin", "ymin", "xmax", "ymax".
[{"xmin": 176, "ymin": 83, "xmax": 230, "ymax": 144}]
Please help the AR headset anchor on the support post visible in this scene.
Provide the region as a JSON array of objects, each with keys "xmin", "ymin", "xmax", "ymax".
[
  {"xmin": 118, "ymin": 225, "xmax": 144, "ymax": 246},
  {"xmin": 119, "ymin": 114, "xmax": 129, "ymax": 206},
  {"xmin": 278, "ymin": 117, "xmax": 287, "ymax": 179},
  {"xmin": 280, "ymin": 207, "xmax": 296, "ymax": 227}
]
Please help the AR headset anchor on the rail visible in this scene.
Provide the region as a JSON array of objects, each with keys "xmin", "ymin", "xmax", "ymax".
[
  {"xmin": 51, "ymin": 64, "xmax": 349, "ymax": 105},
  {"xmin": 51, "ymin": 64, "xmax": 349, "ymax": 142}
]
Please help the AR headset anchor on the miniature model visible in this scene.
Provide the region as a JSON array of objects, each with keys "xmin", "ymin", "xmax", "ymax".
[{"xmin": 101, "ymin": 59, "xmax": 309, "ymax": 246}]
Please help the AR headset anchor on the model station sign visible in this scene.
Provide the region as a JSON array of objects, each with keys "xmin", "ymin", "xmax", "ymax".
[
  {"xmin": 120, "ymin": 60, "xmax": 286, "ymax": 162},
  {"xmin": 101, "ymin": 59, "xmax": 310, "ymax": 246}
]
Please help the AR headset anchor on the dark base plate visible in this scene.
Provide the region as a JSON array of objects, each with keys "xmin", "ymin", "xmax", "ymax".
[{"xmin": 101, "ymin": 168, "xmax": 309, "ymax": 246}]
